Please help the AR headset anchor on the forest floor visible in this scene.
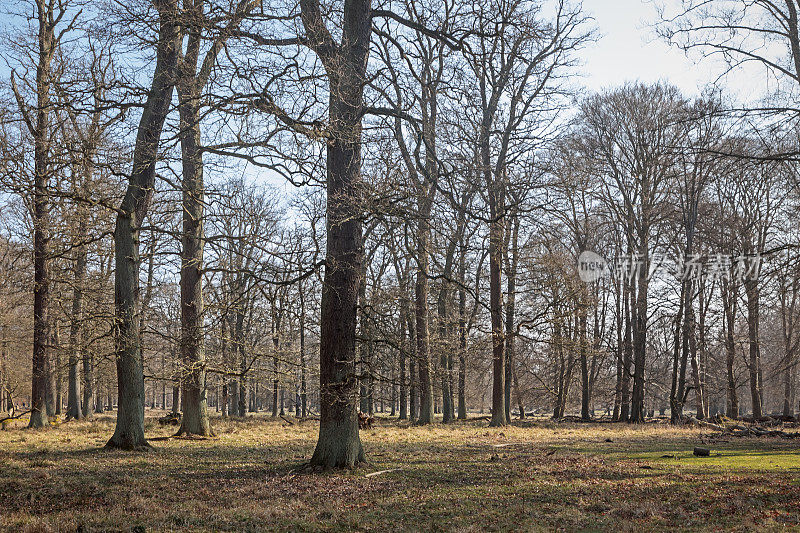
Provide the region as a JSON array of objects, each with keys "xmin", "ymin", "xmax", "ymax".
[{"xmin": 1, "ymin": 413, "xmax": 799, "ymax": 532}]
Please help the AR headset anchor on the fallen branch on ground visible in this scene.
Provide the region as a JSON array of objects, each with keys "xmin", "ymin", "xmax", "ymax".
[{"xmin": 0, "ymin": 410, "xmax": 30, "ymax": 424}]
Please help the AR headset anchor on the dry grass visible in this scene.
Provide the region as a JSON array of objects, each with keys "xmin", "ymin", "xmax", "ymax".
[{"xmin": 1, "ymin": 413, "xmax": 799, "ymax": 531}]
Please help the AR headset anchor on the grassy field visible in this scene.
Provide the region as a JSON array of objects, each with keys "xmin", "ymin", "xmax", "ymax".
[{"xmin": 1, "ymin": 414, "xmax": 799, "ymax": 532}]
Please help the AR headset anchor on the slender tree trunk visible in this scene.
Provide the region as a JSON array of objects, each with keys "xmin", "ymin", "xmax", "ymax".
[
  {"xmin": 504, "ymin": 215, "xmax": 518, "ymax": 422},
  {"xmin": 300, "ymin": 289, "xmax": 307, "ymax": 418},
  {"xmin": 620, "ymin": 277, "xmax": 632, "ymax": 422},
  {"xmin": 415, "ymin": 195, "xmax": 435, "ymax": 424},
  {"xmin": 220, "ymin": 311, "xmax": 228, "ymax": 418},
  {"xmin": 176, "ymin": 79, "xmax": 212, "ymax": 437},
  {"xmin": 107, "ymin": 0, "xmax": 179, "ymax": 449},
  {"xmin": 53, "ymin": 323, "xmax": 62, "ymax": 416},
  {"xmin": 579, "ymin": 309, "xmax": 590, "ymax": 421},
  {"xmin": 409, "ymin": 307, "xmax": 418, "ymax": 420},
  {"xmin": 745, "ymin": 279, "xmax": 763, "ymax": 418},
  {"xmin": 457, "ymin": 263, "xmax": 467, "ymax": 420},
  {"xmin": 0, "ymin": 326, "xmax": 7, "ymax": 413},
  {"xmin": 686, "ymin": 287, "xmax": 705, "ymax": 419},
  {"xmin": 82, "ymin": 336, "xmax": 93, "ymax": 419},
  {"xmin": 398, "ymin": 298, "xmax": 408, "ymax": 420},
  {"xmin": 613, "ymin": 281, "xmax": 623, "ymax": 421},
  {"xmin": 670, "ymin": 283, "xmax": 685, "ymax": 423}
]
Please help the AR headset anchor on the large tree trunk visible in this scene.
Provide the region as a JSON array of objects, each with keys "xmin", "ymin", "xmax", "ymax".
[
  {"xmin": 176, "ymin": 80, "xmax": 212, "ymax": 437},
  {"xmin": 306, "ymin": 0, "xmax": 370, "ymax": 469},
  {"xmin": 487, "ymin": 191, "xmax": 506, "ymax": 427},
  {"xmin": 27, "ymin": 3, "xmax": 57, "ymax": 430},
  {"xmin": 107, "ymin": 0, "xmax": 179, "ymax": 449}
]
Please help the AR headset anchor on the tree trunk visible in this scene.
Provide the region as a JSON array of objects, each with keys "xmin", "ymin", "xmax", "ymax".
[
  {"xmin": 415, "ymin": 197, "xmax": 435, "ymax": 424},
  {"xmin": 579, "ymin": 309, "xmax": 590, "ymax": 421},
  {"xmin": 457, "ymin": 262, "xmax": 467, "ymax": 420},
  {"xmin": 67, "ymin": 232, "xmax": 87, "ymax": 420},
  {"xmin": 620, "ymin": 275, "xmax": 633, "ymax": 422},
  {"xmin": 487, "ymin": 195, "xmax": 506, "ymax": 427},
  {"xmin": 28, "ymin": 3, "xmax": 56, "ymax": 430},
  {"xmin": 176, "ymin": 78, "xmax": 212, "ymax": 437},
  {"xmin": 613, "ymin": 280, "xmax": 623, "ymax": 421},
  {"xmin": 670, "ymin": 283, "xmax": 685, "ymax": 422},
  {"xmin": 685, "ymin": 287, "xmax": 705, "ymax": 419},
  {"xmin": 408, "ymin": 306, "xmax": 418, "ymax": 420},
  {"xmin": 52, "ymin": 323, "xmax": 62, "ymax": 416},
  {"xmin": 745, "ymin": 279, "xmax": 763, "ymax": 418},
  {"xmin": 504, "ymin": 214, "xmax": 519, "ymax": 422},
  {"xmin": 0, "ymin": 326, "xmax": 7, "ymax": 413},
  {"xmin": 398, "ymin": 298, "xmax": 408, "ymax": 420},
  {"xmin": 107, "ymin": 0, "xmax": 179, "ymax": 449},
  {"xmin": 300, "ymin": 288, "xmax": 308, "ymax": 418},
  {"xmin": 723, "ymin": 278, "xmax": 739, "ymax": 418},
  {"xmin": 305, "ymin": 0, "xmax": 370, "ymax": 469},
  {"xmin": 630, "ymin": 243, "xmax": 649, "ymax": 423}
]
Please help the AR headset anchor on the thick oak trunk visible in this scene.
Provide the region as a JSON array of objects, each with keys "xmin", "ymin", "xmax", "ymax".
[
  {"xmin": 306, "ymin": 0, "xmax": 371, "ymax": 468},
  {"xmin": 28, "ymin": 5, "xmax": 56, "ymax": 430}
]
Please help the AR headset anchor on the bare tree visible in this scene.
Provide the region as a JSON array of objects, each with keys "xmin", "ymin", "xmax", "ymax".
[{"xmin": 107, "ymin": 0, "xmax": 180, "ymax": 449}]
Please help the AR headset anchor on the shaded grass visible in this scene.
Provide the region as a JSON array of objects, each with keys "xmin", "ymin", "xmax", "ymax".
[{"xmin": 1, "ymin": 415, "xmax": 799, "ymax": 531}]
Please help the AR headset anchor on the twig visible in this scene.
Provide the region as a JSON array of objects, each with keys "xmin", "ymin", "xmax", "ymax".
[{"xmin": 365, "ymin": 468, "xmax": 400, "ymax": 478}]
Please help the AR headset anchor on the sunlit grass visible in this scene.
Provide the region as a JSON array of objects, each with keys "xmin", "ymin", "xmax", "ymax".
[{"xmin": 1, "ymin": 414, "xmax": 799, "ymax": 531}]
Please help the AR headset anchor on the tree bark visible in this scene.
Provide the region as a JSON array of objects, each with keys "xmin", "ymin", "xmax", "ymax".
[
  {"xmin": 107, "ymin": 0, "xmax": 179, "ymax": 449},
  {"xmin": 504, "ymin": 214, "xmax": 519, "ymax": 422},
  {"xmin": 745, "ymin": 279, "xmax": 763, "ymax": 418},
  {"xmin": 305, "ymin": 0, "xmax": 370, "ymax": 469},
  {"xmin": 457, "ymin": 258, "xmax": 468, "ymax": 420},
  {"xmin": 66, "ymin": 217, "xmax": 87, "ymax": 420},
  {"xmin": 27, "ymin": 0, "xmax": 58, "ymax": 430},
  {"xmin": 487, "ymin": 188, "xmax": 506, "ymax": 427},
  {"xmin": 176, "ymin": 77, "xmax": 212, "ymax": 436},
  {"xmin": 398, "ymin": 296, "xmax": 409, "ymax": 420},
  {"xmin": 723, "ymin": 277, "xmax": 739, "ymax": 418}
]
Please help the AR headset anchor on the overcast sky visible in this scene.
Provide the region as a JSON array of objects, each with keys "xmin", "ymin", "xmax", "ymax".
[{"xmin": 580, "ymin": 0, "xmax": 764, "ymax": 100}]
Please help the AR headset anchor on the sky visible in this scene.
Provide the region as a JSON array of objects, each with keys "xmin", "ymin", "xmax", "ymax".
[{"xmin": 580, "ymin": 0, "xmax": 764, "ymax": 100}]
